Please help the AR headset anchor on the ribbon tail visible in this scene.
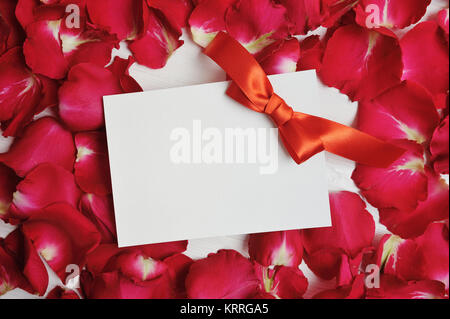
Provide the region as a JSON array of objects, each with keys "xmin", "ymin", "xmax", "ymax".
[{"xmin": 281, "ymin": 113, "xmax": 406, "ymax": 168}]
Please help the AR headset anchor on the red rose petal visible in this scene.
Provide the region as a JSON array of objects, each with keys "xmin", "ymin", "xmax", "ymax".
[
  {"xmin": 106, "ymin": 56, "xmax": 143, "ymax": 93},
  {"xmin": 0, "ymin": 47, "xmax": 42, "ymax": 137},
  {"xmin": 302, "ymin": 192, "xmax": 375, "ymax": 280},
  {"xmin": 366, "ymin": 275, "xmax": 447, "ymax": 299},
  {"xmin": 303, "ymin": 192, "xmax": 375, "ymax": 258},
  {"xmin": 0, "ymin": 163, "xmax": 19, "ymax": 221},
  {"xmin": 2, "ymin": 229, "xmax": 49, "ymax": 295},
  {"xmin": 120, "ymin": 271, "xmax": 172, "ymax": 299},
  {"xmin": 354, "ymin": 0, "xmax": 431, "ymax": 30},
  {"xmin": 23, "ymin": 202, "xmax": 101, "ymax": 281},
  {"xmin": 0, "ymin": 241, "xmax": 33, "ymax": 296},
  {"xmin": 430, "ymin": 116, "xmax": 449, "ymax": 174},
  {"xmin": 225, "ymin": 0, "xmax": 289, "ymax": 54},
  {"xmin": 0, "ymin": 0, "xmax": 25, "ymax": 48},
  {"xmin": 319, "ymin": 24, "xmax": 403, "ymax": 101},
  {"xmin": 46, "ymin": 286, "xmax": 80, "ymax": 299},
  {"xmin": 255, "ymin": 264, "xmax": 308, "ymax": 299},
  {"xmin": 15, "ymin": 0, "xmax": 72, "ymax": 29},
  {"xmin": 352, "ymin": 140, "xmax": 428, "ymax": 212},
  {"xmin": 85, "ymin": 242, "xmax": 188, "ymax": 276},
  {"xmin": 84, "ymin": 244, "xmax": 123, "ymax": 275},
  {"xmin": 379, "ymin": 171, "xmax": 449, "ymax": 239},
  {"xmin": 15, "ymin": 0, "xmax": 40, "ymax": 29},
  {"xmin": 23, "ymin": 17, "xmax": 68, "ymax": 79},
  {"xmin": 25, "ymin": 220, "xmax": 74, "ymax": 277},
  {"xmin": 80, "ymin": 270, "xmax": 115, "ymax": 299},
  {"xmin": 357, "ymin": 81, "xmax": 440, "ymax": 145},
  {"xmin": 0, "ymin": 117, "xmax": 76, "ymax": 177},
  {"xmin": 82, "ymin": 243, "xmax": 182, "ymax": 299},
  {"xmin": 380, "ymin": 223, "xmax": 449, "ymax": 290},
  {"xmin": 401, "ymin": 21, "xmax": 449, "ymax": 105},
  {"xmin": 58, "ymin": 19, "xmax": 118, "ymax": 74},
  {"xmin": 189, "ymin": 0, "xmax": 235, "ymax": 47},
  {"xmin": 74, "ymin": 132, "xmax": 112, "ymax": 196},
  {"xmin": 277, "ymin": 0, "xmax": 321, "ymax": 35},
  {"xmin": 272, "ymin": 266, "xmax": 308, "ymax": 299},
  {"xmin": 103, "ymin": 250, "xmax": 168, "ymax": 282},
  {"xmin": 321, "ymin": 0, "xmax": 359, "ymax": 27},
  {"xmin": 140, "ymin": 241, "xmax": 188, "ymax": 260},
  {"xmin": 302, "ymin": 248, "xmax": 342, "ymax": 281},
  {"xmin": 297, "ymin": 35, "xmax": 324, "ymax": 71},
  {"xmin": 164, "ymin": 253, "xmax": 193, "ymax": 298},
  {"xmin": 248, "ymin": 230, "xmax": 303, "ymax": 267},
  {"xmin": 129, "ymin": 7, "xmax": 183, "ymax": 69},
  {"xmin": 148, "ymin": 0, "xmax": 193, "ymax": 33},
  {"xmin": 437, "ymin": 8, "xmax": 449, "ymax": 35},
  {"xmin": 8, "ymin": 163, "xmax": 81, "ymax": 221},
  {"xmin": 58, "ymin": 63, "xmax": 123, "ymax": 132},
  {"xmin": 336, "ymin": 252, "xmax": 367, "ymax": 287},
  {"xmin": 186, "ymin": 250, "xmax": 260, "ymax": 299},
  {"xmin": 35, "ymin": 74, "xmax": 59, "ymax": 113},
  {"xmin": 313, "ymin": 274, "xmax": 366, "ymax": 299},
  {"xmin": 86, "ymin": 0, "xmax": 144, "ymax": 41},
  {"xmin": 82, "ymin": 269, "xmax": 175, "ymax": 299},
  {"xmin": 399, "ymin": 223, "xmax": 449, "ymax": 289},
  {"xmin": 23, "ymin": 9, "xmax": 118, "ymax": 80},
  {"xmin": 0, "ymin": 17, "xmax": 8, "ymax": 55},
  {"xmin": 257, "ymin": 38, "xmax": 300, "ymax": 75},
  {"xmin": 79, "ymin": 193, "xmax": 117, "ymax": 244}
]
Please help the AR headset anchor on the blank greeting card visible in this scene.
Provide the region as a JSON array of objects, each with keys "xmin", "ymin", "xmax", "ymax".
[{"xmin": 104, "ymin": 70, "xmax": 331, "ymax": 247}]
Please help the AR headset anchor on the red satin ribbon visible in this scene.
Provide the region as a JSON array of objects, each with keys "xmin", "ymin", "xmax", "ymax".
[{"xmin": 204, "ymin": 32, "xmax": 405, "ymax": 167}]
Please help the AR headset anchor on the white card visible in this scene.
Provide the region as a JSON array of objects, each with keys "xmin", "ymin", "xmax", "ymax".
[{"xmin": 104, "ymin": 71, "xmax": 331, "ymax": 247}]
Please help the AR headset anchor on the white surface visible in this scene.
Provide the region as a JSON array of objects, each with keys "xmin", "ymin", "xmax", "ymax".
[
  {"xmin": 104, "ymin": 71, "xmax": 331, "ymax": 247},
  {"xmin": 1, "ymin": 0, "xmax": 448, "ymax": 298}
]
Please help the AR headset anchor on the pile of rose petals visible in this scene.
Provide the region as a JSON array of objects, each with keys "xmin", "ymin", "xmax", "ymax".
[{"xmin": 0, "ymin": 0, "xmax": 448, "ymax": 299}]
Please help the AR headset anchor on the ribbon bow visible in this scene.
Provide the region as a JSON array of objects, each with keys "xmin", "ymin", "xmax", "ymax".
[{"xmin": 204, "ymin": 32, "xmax": 404, "ymax": 167}]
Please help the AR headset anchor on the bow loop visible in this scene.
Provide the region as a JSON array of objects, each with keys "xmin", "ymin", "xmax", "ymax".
[{"xmin": 265, "ymin": 94, "xmax": 294, "ymax": 127}]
